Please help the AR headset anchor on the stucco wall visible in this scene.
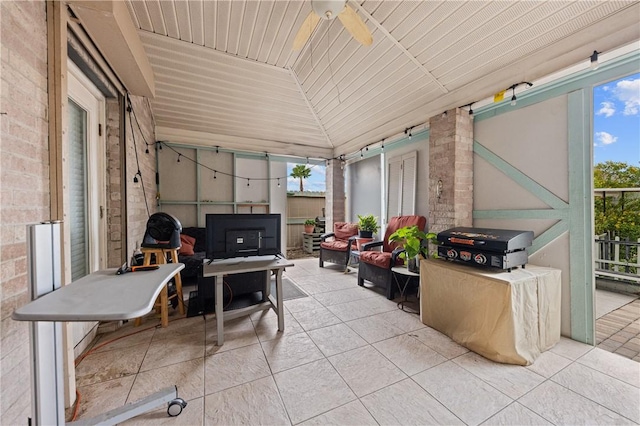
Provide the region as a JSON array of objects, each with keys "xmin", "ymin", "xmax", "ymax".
[{"xmin": 0, "ymin": 1, "xmax": 49, "ymax": 422}]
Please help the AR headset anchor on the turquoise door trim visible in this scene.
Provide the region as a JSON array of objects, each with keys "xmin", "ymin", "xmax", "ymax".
[{"xmin": 567, "ymin": 89, "xmax": 595, "ymax": 344}]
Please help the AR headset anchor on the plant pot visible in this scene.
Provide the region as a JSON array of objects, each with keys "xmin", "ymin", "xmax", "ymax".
[
  {"xmin": 304, "ymin": 225, "xmax": 315, "ymax": 233},
  {"xmin": 407, "ymin": 256, "xmax": 420, "ymax": 273},
  {"xmin": 359, "ymin": 230, "xmax": 373, "ymax": 238},
  {"xmin": 356, "ymin": 237, "xmax": 374, "ymax": 251}
]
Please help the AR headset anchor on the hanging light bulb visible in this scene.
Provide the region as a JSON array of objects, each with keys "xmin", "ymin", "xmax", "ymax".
[
  {"xmin": 158, "ymin": 142, "xmax": 163, "ymax": 150},
  {"xmin": 360, "ymin": 149, "xmax": 364, "ymax": 158},
  {"xmin": 145, "ymin": 146, "xmax": 149, "ymax": 154},
  {"xmin": 590, "ymin": 50, "xmax": 599, "ymax": 70},
  {"xmin": 441, "ymin": 111, "xmax": 447, "ymax": 118},
  {"xmin": 510, "ymin": 89, "xmax": 517, "ymax": 106},
  {"xmin": 247, "ymin": 179, "xmax": 250, "ymax": 187},
  {"xmin": 469, "ymin": 107, "xmax": 473, "ymax": 116},
  {"xmin": 216, "ymin": 146, "xmax": 219, "ymax": 154},
  {"xmin": 277, "ymin": 178, "xmax": 281, "ymax": 188},
  {"xmin": 177, "ymin": 154, "xmax": 181, "ymax": 162},
  {"xmin": 381, "ymin": 139, "xmax": 385, "ymax": 152},
  {"xmin": 409, "ymin": 128, "xmax": 412, "ymax": 139},
  {"xmin": 133, "ymin": 174, "xmax": 139, "ymax": 183},
  {"xmin": 213, "ymin": 171, "xmax": 217, "ymax": 179}
]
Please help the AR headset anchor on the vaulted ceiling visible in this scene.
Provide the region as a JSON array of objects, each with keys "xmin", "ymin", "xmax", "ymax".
[{"xmin": 124, "ymin": 0, "xmax": 640, "ymax": 159}]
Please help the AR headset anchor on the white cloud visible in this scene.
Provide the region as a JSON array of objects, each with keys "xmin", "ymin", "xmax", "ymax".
[
  {"xmin": 613, "ymin": 78, "xmax": 640, "ymax": 116},
  {"xmin": 594, "ymin": 131, "xmax": 618, "ymax": 146},
  {"xmin": 596, "ymin": 101, "xmax": 615, "ymax": 117}
]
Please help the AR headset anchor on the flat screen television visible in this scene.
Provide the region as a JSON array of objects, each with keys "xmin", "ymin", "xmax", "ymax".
[{"xmin": 206, "ymin": 213, "xmax": 282, "ymax": 260}]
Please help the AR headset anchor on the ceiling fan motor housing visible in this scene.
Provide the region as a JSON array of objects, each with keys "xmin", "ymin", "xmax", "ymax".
[{"xmin": 312, "ymin": 0, "xmax": 346, "ymax": 20}]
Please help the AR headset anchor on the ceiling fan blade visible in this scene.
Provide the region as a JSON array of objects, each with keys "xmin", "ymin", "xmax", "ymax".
[
  {"xmin": 337, "ymin": 5, "xmax": 373, "ymax": 47},
  {"xmin": 293, "ymin": 11, "xmax": 321, "ymax": 50}
]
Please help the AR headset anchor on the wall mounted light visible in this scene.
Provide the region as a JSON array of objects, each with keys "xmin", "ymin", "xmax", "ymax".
[{"xmin": 590, "ymin": 50, "xmax": 599, "ymax": 70}]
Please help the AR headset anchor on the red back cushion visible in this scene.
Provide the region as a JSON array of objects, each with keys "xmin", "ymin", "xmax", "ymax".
[
  {"xmin": 334, "ymin": 222, "xmax": 359, "ymax": 241},
  {"xmin": 383, "ymin": 215, "xmax": 427, "ymax": 252},
  {"xmin": 179, "ymin": 234, "xmax": 196, "ymax": 256}
]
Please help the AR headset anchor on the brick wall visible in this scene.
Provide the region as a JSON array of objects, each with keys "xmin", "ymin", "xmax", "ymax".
[
  {"xmin": 428, "ymin": 108, "xmax": 474, "ymax": 233},
  {"xmin": 0, "ymin": 1, "xmax": 49, "ymax": 423},
  {"xmin": 125, "ymin": 95, "xmax": 157, "ymax": 258}
]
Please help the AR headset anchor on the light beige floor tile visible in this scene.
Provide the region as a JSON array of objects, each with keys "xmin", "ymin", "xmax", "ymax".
[
  {"xmin": 120, "ymin": 396, "xmax": 204, "ymax": 425},
  {"xmin": 141, "ymin": 331, "xmax": 205, "ymax": 371},
  {"xmin": 549, "ymin": 336, "xmax": 593, "ymax": 360},
  {"xmin": 151, "ymin": 315, "xmax": 206, "ymax": 341},
  {"xmin": 273, "ymin": 359, "xmax": 356, "ymax": 424},
  {"xmin": 252, "ymin": 312, "xmax": 305, "ymax": 342},
  {"xmin": 576, "ymin": 347, "xmax": 640, "ymax": 387},
  {"xmin": 300, "ymin": 400, "xmax": 378, "ymax": 425},
  {"xmin": 92, "ymin": 327, "xmax": 155, "ymax": 353},
  {"xmin": 373, "ymin": 334, "xmax": 447, "ymax": 375},
  {"xmin": 290, "ymin": 307, "xmax": 342, "ymax": 331},
  {"xmin": 250, "ymin": 306, "xmax": 279, "ymax": 321},
  {"xmin": 551, "ymin": 363, "xmax": 640, "ymax": 423},
  {"xmin": 409, "ymin": 326, "xmax": 469, "ymax": 359},
  {"xmin": 346, "ymin": 315, "xmax": 405, "ymax": 343},
  {"xmin": 360, "ymin": 378, "xmax": 463, "ymax": 425},
  {"xmin": 261, "ymin": 332, "xmax": 324, "ymax": 373},
  {"xmin": 519, "ymin": 381, "xmax": 635, "ymax": 425},
  {"xmin": 307, "ymin": 323, "xmax": 368, "ymax": 356},
  {"xmin": 129, "ymin": 358, "xmax": 205, "ymax": 402},
  {"xmin": 452, "ymin": 352, "xmax": 545, "ymax": 399},
  {"xmin": 312, "ymin": 287, "xmax": 376, "ymax": 307},
  {"xmin": 204, "ymin": 376, "xmax": 290, "ymax": 425},
  {"xmin": 328, "ymin": 345, "xmax": 406, "ymax": 397},
  {"xmin": 205, "ymin": 322, "xmax": 260, "ymax": 355},
  {"xmin": 75, "ymin": 376, "xmax": 135, "ymax": 421},
  {"xmin": 75, "ymin": 342, "xmax": 148, "ymax": 386},
  {"xmin": 284, "ymin": 296, "xmax": 325, "ymax": 313},
  {"xmin": 525, "ymin": 350, "xmax": 573, "ymax": 378},
  {"xmin": 413, "ymin": 361, "xmax": 513, "ymax": 426},
  {"xmin": 374, "ymin": 309, "xmax": 427, "ymax": 333},
  {"xmin": 204, "ymin": 343, "xmax": 271, "ymax": 395},
  {"xmin": 327, "ymin": 297, "xmax": 397, "ymax": 322},
  {"xmin": 481, "ymin": 402, "xmax": 553, "ymax": 425}
]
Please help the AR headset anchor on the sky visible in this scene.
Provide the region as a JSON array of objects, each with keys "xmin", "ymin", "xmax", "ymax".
[
  {"xmin": 593, "ymin": 72, "xmax": 640, "ymax": 166},
  {"xmin": 287, "ymin": 162, "xmax": 326, "ymax": 192}
]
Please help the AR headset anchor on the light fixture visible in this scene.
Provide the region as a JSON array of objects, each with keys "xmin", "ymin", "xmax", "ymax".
[
  {"xmin": 177, "ymin": 154, "xmax": 181, "ymax": 163},
  {"xmin": 381, "ymin": 138, "xmax": 385, "ymax": 152},
  {"xmin": 145, "ymin": 146, "xmax": 149, "ymax": 154},
  {"xmin": 469, "ymin": 106, "xmax": 473, "ymax": 116},
  {"xmin": 590, "ymin": 50, "xmax": 599, "ymax": 70},
  {"xmin": 158, "ymin": 142, "xmax": 162, "ymax": 150},
  {"xmin": 133, "ymin": 171, "xmax": 140, "ymax": 183},
  {"xmin": 360, "ymin": 149, "xmax": 364, "ymax": 158},
  {"xmin": 247, "ymin": 179, "xmax": 250, "ymax": 187},
  {"xmin": 213, "ymin": 171, "xmax": 217, "ymax": 179},
  {"xmin": 265, "ymin": 152, "xmax": 269, "ymax": 159},
  {"xmin": 277, "ymin": 178, "xmax": 281, "ymax": 188},
  {"xmin": 409, "ymin": 129, "xmax": 412, "ymax": 140},
  {"xmin": 441, "ymin": 111, "xmax": 447, "ymax": 118},
  {"xmin": 510, "ymin": 88, "xmax": 517, "ymax": 106},
  {"xmin": 460, "ymin": 102, "xmax": 475, "ymax": 116},
  {"xmin": 216, "ymin": 146, "xmax": 219, "ymax": 154}
]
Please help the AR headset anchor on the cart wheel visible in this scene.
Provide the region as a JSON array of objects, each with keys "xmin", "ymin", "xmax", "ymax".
[{"xmin": 167, "ymin": 398, "xmax": 187, "ymax": 417}]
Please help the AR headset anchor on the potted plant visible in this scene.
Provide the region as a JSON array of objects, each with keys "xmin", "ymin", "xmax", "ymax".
[
  {"xmin": 388, "ymin": 225, "xmax": 438, "ymax": 273},
  {"xmin": 303, "ymin": 219, "xmax": 316, "ymax": 233},
  {"xmin": 357, "ymin": 214, "xmax": 379, "ymax": 238}
]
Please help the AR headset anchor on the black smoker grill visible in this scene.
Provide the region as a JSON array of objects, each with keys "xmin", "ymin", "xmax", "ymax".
[{"xmin": 437, "ymin": 227, "xmax": 534, "ymax": 271}]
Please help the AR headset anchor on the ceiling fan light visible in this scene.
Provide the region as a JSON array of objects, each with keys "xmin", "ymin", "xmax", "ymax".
[{"xmin": 312, "ymin": 0, "xmax": 346, "ymax": 20}]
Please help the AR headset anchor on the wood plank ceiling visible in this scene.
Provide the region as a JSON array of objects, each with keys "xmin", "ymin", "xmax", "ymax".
[{"xmin": 125, "ymin": 0, "xmax": 640, "ymax": 159}]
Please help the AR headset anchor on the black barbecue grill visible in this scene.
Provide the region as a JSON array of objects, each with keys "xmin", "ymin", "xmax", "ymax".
[{"xmin": 436, "ymin": 227, "xmax": 534, "ymax": 271}]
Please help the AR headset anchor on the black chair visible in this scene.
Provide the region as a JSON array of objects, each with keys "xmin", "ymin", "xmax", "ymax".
[{"xmin": 319, "ymin": 222, "xmax": 359, "ymax": 271}]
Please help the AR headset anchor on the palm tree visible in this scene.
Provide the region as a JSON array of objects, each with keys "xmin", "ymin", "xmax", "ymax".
[{"xmin": 290, "ymin": 164, "xmax": 311, "ymax": 192}]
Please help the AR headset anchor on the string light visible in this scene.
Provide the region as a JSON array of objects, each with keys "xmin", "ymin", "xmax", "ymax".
[
  {"xmin": 277, "ymin": 178, "xmax": 281, "ymax": 187},
  {"xmin": 216, "ymin": 146, "xmax": 219, "ymax": 154},
  {"xmin": 590, "ymin": 50, "xmax": 599, "ymax": 70},
  {"xmin": 177, "ymin": 153, "xmax": 181, "ymax": 163},
  {"xmin": 213, "ymin": 171, "xmax": 217, "ymax": 179},
  {"xmin": 360, "ymin": 149, "xmax": 364, "ymax": 158},
  {"xmin": 247, "ymin": 179, "xmax": 250, "ymax": 187},
  {"xmin": 505, "ymin": 82, "xmax": 533, "ymax": 107},
  {"xmin": 145, "ymin": 146, "xmax": 149, "ymax": 154},
  {"xmin": 381, "ymin": 138, "xmax": 385, "ymax": 152}
]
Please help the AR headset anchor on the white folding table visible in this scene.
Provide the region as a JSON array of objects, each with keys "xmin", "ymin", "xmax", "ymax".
[
  {"xmin": 13, "ymin": 230, "xmax": 187, "ymax": 426},
  {"xmin": 203, "ymin": 255, "xmax": 294, "ymax": 345}
]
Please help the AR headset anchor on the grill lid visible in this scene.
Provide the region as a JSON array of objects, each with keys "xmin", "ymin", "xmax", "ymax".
[{"xmin": 436, "ymin": 227, "xmax": 533, "ymax": 252}]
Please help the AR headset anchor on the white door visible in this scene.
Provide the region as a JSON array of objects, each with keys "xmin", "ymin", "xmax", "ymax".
[
  {"xmin": 67, "ymin": 61, "xmax": 106, "ymax": 349},
  {"xmin": 386, "ymin": 151, "xmax": 417, "ymax": 221}
]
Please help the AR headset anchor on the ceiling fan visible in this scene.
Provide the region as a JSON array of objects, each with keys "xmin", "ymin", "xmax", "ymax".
[{"xmin": 293, "ymin": 0, "xmax": 373, "ymax": 50}]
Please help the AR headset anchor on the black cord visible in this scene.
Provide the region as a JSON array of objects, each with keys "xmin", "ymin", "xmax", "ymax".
[{"xmin": 127, "ymin": 95, "xmax": 151, "ymax": 217}]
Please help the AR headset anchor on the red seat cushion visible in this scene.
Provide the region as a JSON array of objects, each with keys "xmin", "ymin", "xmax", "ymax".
[
  {"xmin": 383, "ymin": 215, "xmax": 427, "ymax": 252},
  {"xmin": 334, "ymin": 222, "xmax": 359, "ymax": 241},
  {"xmin": 359, "ymin": 251, "xmax": 402, "ymax": 269},
  {"xmin": 320, "ymin": 240, "xmax": 350, "ymax": 252}
]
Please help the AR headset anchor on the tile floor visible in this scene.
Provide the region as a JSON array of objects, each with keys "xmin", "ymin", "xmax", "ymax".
[
  {"xmin": 73, "ymin": 258, "xmax": 640, "ymax": 425},
  {"xmin": 595, "ymin": 289, "xmax": 640, "ymax": 361}
]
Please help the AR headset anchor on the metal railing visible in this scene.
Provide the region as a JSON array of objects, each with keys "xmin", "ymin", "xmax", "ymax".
[{"xmin": 594, "ymin": 234, "xmax": 640, "ymax": 283}]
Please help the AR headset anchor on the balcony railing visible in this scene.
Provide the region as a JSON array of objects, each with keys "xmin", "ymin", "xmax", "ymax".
[{"xmin": 594, "ymin": 234, "xmax": 640, "ymax": 284}]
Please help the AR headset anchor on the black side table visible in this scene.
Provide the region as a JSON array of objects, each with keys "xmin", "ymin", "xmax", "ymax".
[{"xmin": 392, "ymin": 266, "xmax": 420, "ymax": 313}]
